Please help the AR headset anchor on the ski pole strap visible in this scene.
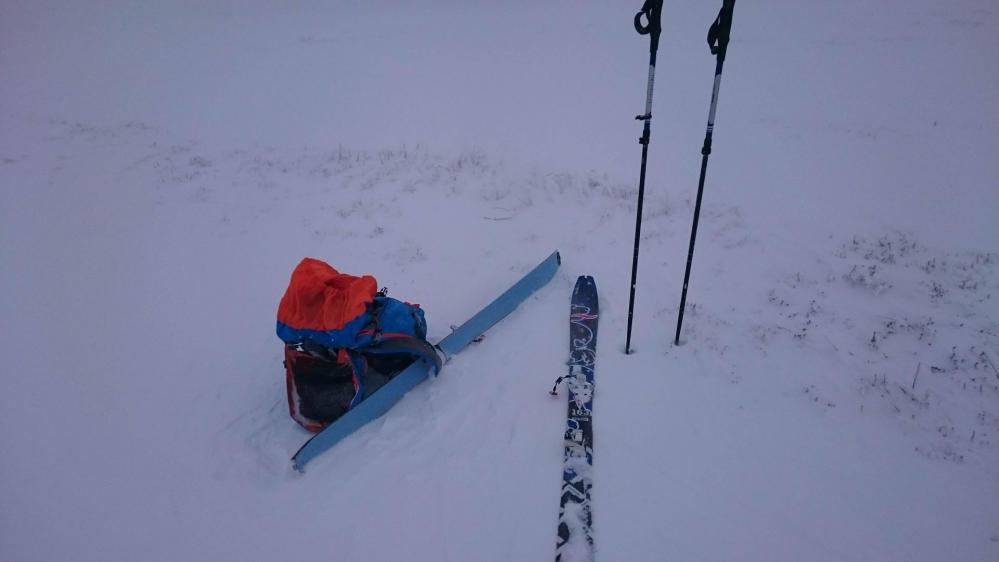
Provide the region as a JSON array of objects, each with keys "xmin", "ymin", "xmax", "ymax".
[
  {"xmin": 707, "ymin": 0, "xmax": 736, "ymax": 60},
  {"xmin": 633, "ymin": 0, "xmax": 663, "ymax": 54}
]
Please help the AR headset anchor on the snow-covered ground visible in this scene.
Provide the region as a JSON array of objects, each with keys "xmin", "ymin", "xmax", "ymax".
[{"xmin": 2, "ymin": 1, "xmax": 997, "ymax": 560}]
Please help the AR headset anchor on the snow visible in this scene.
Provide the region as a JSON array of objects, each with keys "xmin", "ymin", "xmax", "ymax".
[{"xmin": 2, "ymin": 1, "xmax": 998, "ymax": 560}]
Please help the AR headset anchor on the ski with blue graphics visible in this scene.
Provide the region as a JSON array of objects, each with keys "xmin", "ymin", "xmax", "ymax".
[
  {"xmin": 292, "ymin": 250, "xmax": 561, "ymax": 472},
  {"xmin": 555, "ymin": 275, "xmax": 598, "ymax": 562}
]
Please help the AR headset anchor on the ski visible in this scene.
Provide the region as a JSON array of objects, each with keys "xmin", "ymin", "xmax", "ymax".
[
  {"xmin": 555, "ymin": 275, "xmax": 599, "ymax": 561},
  {"xmin": 291, "ymin": 250, "xmax": 561, "ymax": 472}
]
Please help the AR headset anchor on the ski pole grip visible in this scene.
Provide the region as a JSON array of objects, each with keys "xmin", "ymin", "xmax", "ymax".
[
  {"xmin": 707, "ymin": 0, "xmax": 736, "ymax": 59},
  {"xmin": 634, "ymin": 0, "xmax": 663, "ymax": 54}
]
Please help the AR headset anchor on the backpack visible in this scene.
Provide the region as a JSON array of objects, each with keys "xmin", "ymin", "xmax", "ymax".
[{"xmin": 276, "ymin": 258, "xmax": 441, "ymax": 432}]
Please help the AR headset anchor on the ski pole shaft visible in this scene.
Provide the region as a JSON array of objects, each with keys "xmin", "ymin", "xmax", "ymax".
[
  {"xmin": 626, "ymin": 134, "xmax": 650, "ymax": 354},
  {"xmin": 625, "ymin": 0, "xmax": 663, "ymax": 355},
  {"xmin": 675, "ymin": 0, "xmax": 736, "ymax": 346}
]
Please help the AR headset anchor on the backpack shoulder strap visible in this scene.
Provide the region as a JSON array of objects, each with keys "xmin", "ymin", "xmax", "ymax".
[{"xmin": 364, "ymin": 336, "xmax": 443, "ymax": 375}]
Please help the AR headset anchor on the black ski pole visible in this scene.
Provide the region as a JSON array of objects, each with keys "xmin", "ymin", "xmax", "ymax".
[
  {"xmin": 625, "ymin": 0, "xmax": 663, "ymax": 355},
  {"xmin": 675, "ymin": 0, "xmax": 736, "ymax": 346}
]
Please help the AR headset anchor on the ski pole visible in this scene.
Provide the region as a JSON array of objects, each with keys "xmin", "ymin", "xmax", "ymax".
[
  {"xmin": 625, "ymin": 0, "xmax": 663, "ymax": 355},
  {"xmin": 675, "ymin": 0, "xmax": 736, "ymax": 345}
]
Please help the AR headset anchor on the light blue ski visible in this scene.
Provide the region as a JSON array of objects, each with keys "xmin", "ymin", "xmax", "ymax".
[{"xmin": 292, "ymin": 250, "xmax": 561, "ymax": 472}]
